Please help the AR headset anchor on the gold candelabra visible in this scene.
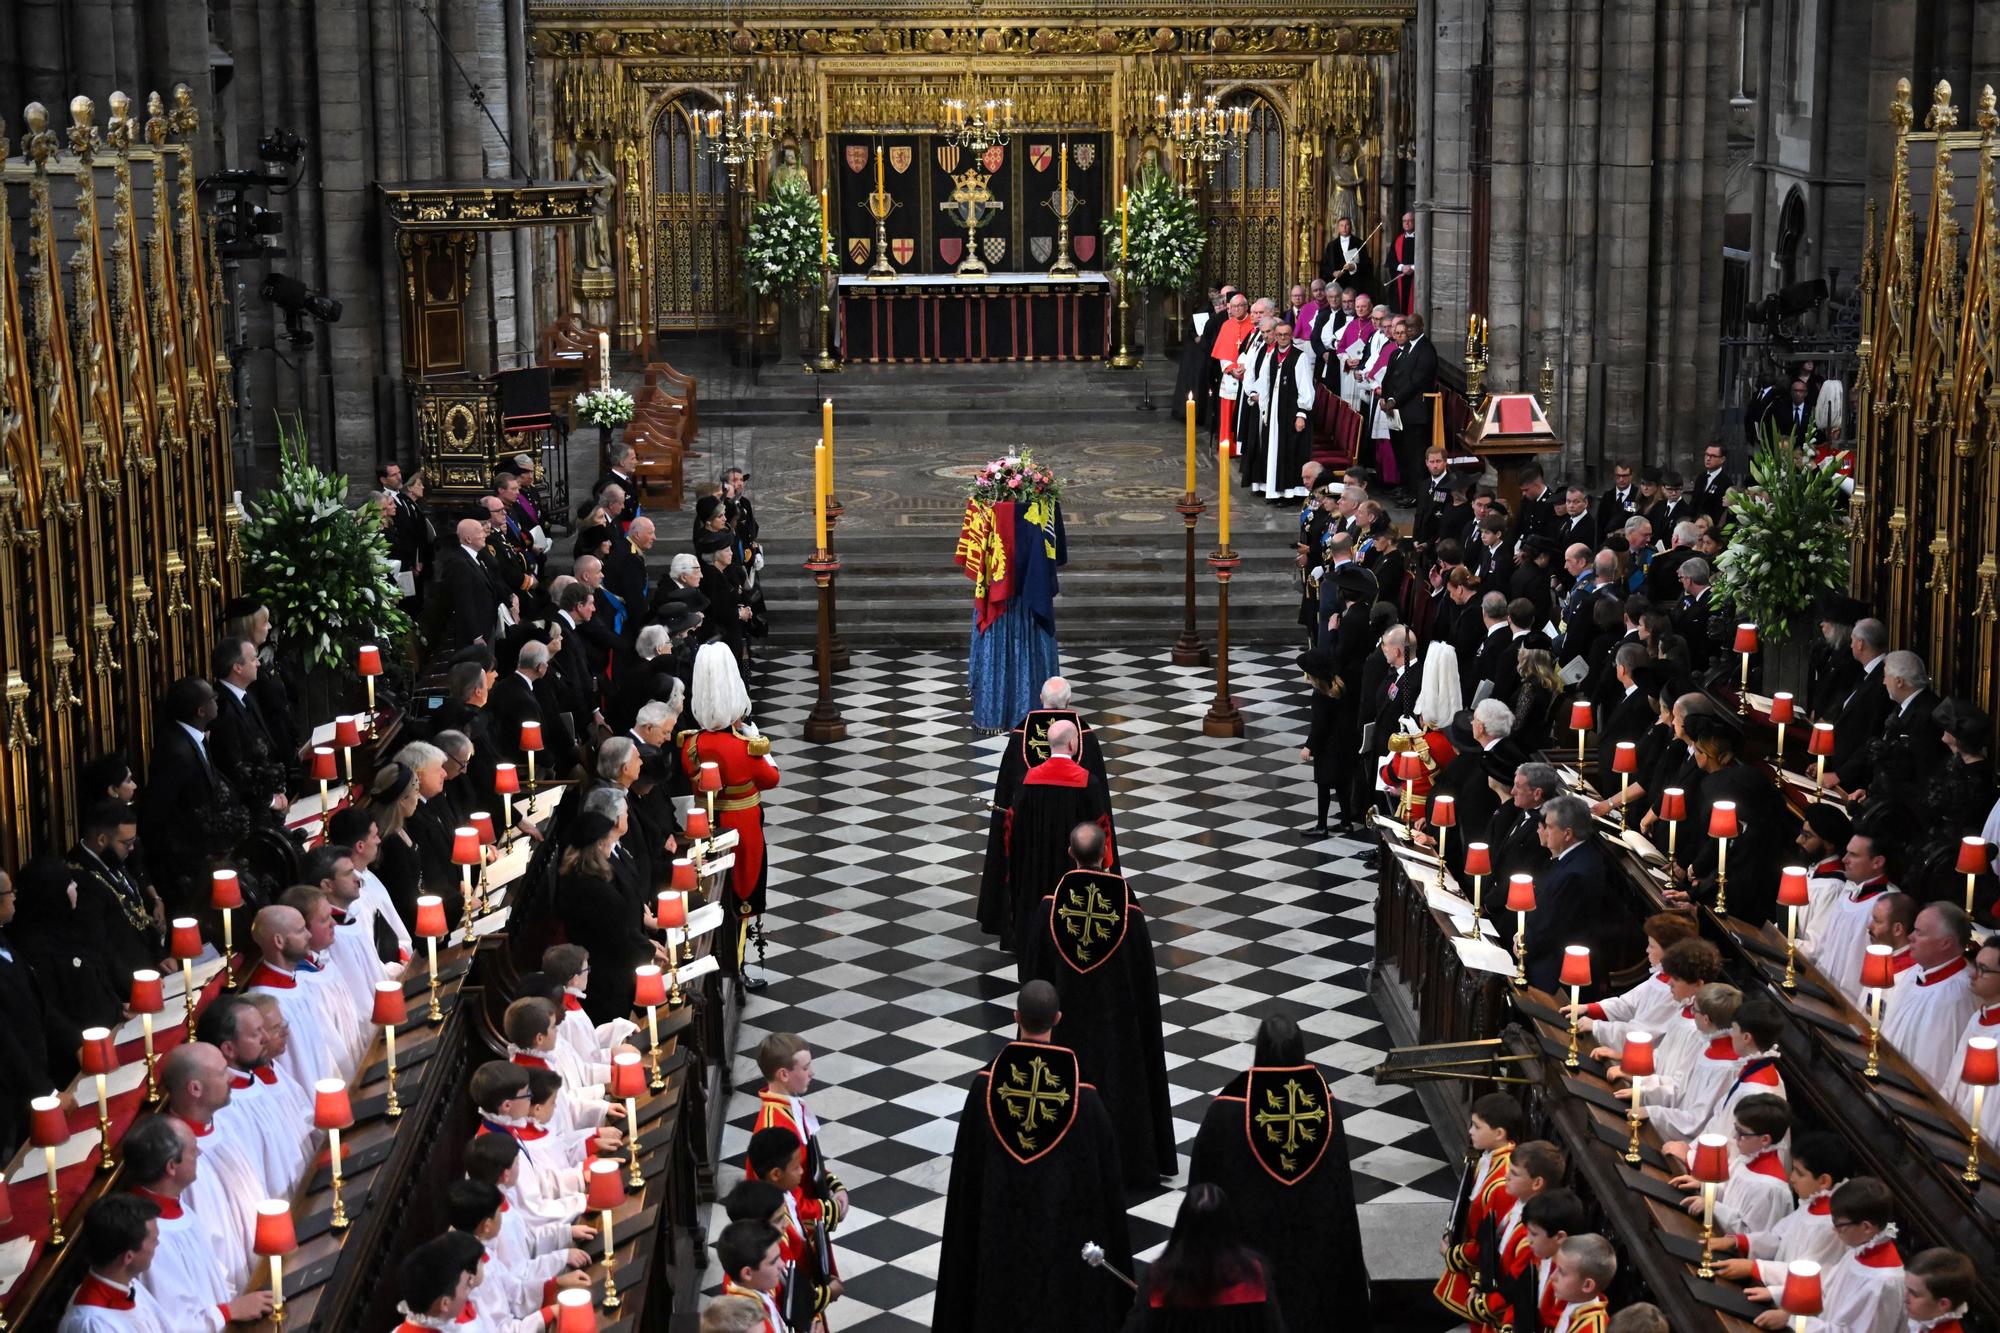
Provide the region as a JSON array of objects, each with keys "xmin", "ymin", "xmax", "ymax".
[{"xmin": 1153, "ymin": 91, "xmax": 1249, "ymax": 165}]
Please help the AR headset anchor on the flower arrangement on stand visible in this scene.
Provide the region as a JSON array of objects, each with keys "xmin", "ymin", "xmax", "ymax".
[
  {"xmin": 575, "ymin": 387, "xmax": 636, "ymax": 429},
  {"xmin": 1712, "ymin": 424, "xmax": 1854, "ymax": 642},
  {"xmin": 743, "ymin": 178, "xmax": 826, "ymax": 298},
  {"xmin": 1112, "ymin": 166, "xmax": 1206, "ymax": 296}
]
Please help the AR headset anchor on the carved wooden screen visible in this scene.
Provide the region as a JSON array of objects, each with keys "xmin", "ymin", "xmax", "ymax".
[
  {"xmin": 1202, "ymin": 94, "xmax": 1287, "ymax": 303},
  {"xmin": 652, "ymin": 96, "xmax": 737, "ymax": 332}
]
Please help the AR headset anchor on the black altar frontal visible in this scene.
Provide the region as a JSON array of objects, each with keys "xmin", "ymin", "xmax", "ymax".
[{"xmin": 837, "ymin": 272, "xmax": 1111, "ymax": 363}]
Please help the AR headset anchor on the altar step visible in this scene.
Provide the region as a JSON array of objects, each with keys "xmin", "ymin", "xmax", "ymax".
[
  {"xmin": 755, "ymin": 529, "xmax": 1308, "ymax": 651},
  {"xmin": 700, "ymin": 359, "xmax": 1178, "ymax": 428}
]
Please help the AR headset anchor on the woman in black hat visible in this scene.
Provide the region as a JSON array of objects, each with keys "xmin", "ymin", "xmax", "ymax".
[
  {"xmin": 555, "ymin": 806, "xmax": 662, "ymax": 1025},
  {"xmin": 363, "ymin": 762, "xmax": 428, "ymax": 933}
]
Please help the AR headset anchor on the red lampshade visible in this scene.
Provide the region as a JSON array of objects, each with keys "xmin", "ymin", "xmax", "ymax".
[
  {"xmin": 1430, "ymin": 793, "xmax": 1457, "ymax": 829},
  {"xmin": 313, "ymin": 1078, "xmax": 354, "ymax": 1131},
  {"xmin": 308, "ymin": 746, "xmax": 338, "ymax": 782},
  {"xmin": 1859, "ymin": 944, "xmax": 1896, "ymax": 991},
  {"xmin": 1777, "ymin": 866, "xmax": 1811, "ymax": 908},
  {"xmin": 1769, "ymin": 693, "xmax": 1796, "ymax": 725},
  {"xmin": 1780, "ymin": 1260, "xmax": 1824, "ymax": 1317},
  {"xmin": 696, "ymin": 761, "xmax": 724, "ymax": 794},
  {"xmin": 253, "ymin": 1199, "xmax": 296, "ymax": 1257},
  {"xmin": 129, "ymin": 969, "xmax": 163, "ymax": 1015},
  {"xmin": 333, "ymin": 715, "xmax": 362, "ymax": 748},
  {"xmin": 1808, "ymin": 721, "xmax": 1837, "ymax": 757},
  {"xmin": 28, "ymin": 1096, "xmax": 67, "ymax": 1147},
  {"xmin": 1707, "ymin": 800, "xmax": 1739, "ymax": 840},
  {"xmin": 608, "ymin": 1050, "xmax": 647, "ymax": 1101},
  {"xmin": 1962, "ymin": 1037, "xmax": 2000, "ymax": 1088},
  {"xmin": 1612, "ymin": 741, "xmax": 1638, "ymax": 774},
  {"xmin": 1658, "ymin": 788, "xmax": 1687, "ymax": 822},
  {"xmin": 451, "ymin": 826, "xmax": 482, "ymax": 866},
  {"xmin": 210, "ymin": 869, "xmax": 243, "ymax": 911},
  {"xmin": 357, "ymin": 644, "xmax": 383, "ymax": 677},
  {"xmin": 1392, "ymin": 750, "xmax": 1424, "ymax": 782},
  {"xmin": 1689, "ymin": 1133, "xmax": 1731, "ymax": 1183},
  {"xmin": 685, "ymin": 810, "xmax": 711, "ymax": 840},
  {"xmin": 169, "ymin": 917, "xmax": 202, "ymax": 960},
  {"xmin": 78, "ymin": 1027, "xmax": 118, "ymax": 1076},
  {"xmin": 555, "ymin": 1286, "xmax": 597, "ymax": 1333},
  {"xmin": 656, "ymin": 891, "xmax": 687, "ymax": 930},
  {"xmin": 1463, "ymin": 842, "xmax": 1493, "ymax": 877},
  {"xmin": 493, "ymin": 763, "xmax": 521, "ymax": 796},
  {"xmin": 585, "ymin": 1158, "xmax": 625, "ymax": 1212},
  {"xmin": 469, "ymin": 812, "xmax": 496, "ymax": 846},
  {"xmin": 632, "ymin": 964, "xmax": 667, "ymax": 1008},
  {"xmin": 1569, "ymin": 700, "xmax": 1595, "ymax": 732},
  {"xmin": 1559, "ymin": 945, "xmax": 1592, "ymax": 989},
  {"xmin": 413, "ymin": 894, "xmax": 448, "ymax": 939},
  {"xmin": 518, "ymin": 720, "xmax": 544, "ymax": 752},
  {"xmin": 1621, "ymin": 1031, "xmax": 1657, "ymax": 1078},
  {"xmin": 1733, "ymin": 623, "xmax": 1759, "ymax": 655},
  {"xmin": 671, "ymin": 858, "xmax": 696, "ymax": 891},
  {"xmin": 1958, "ymin": 837, "xmax": 1991, "ymax": 876},
  {"xmin": 1506, "ymin": 874, "xmax": 1537, "ymax": 913},
  {"xmin": 371, "ymin": 979, "xmax": 407, "ymax": 1027}
]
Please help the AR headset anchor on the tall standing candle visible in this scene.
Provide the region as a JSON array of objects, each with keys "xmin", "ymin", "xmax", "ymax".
[
  {"xmin": 1120, "ymin": 186, "xmax": 1130, "ymax": 263},
  {"xmin": 875, "ymin": 143, "xmax": 885, "ymax": 195},
  {"xmin": 814, "ymin": 444, "xmax": 829, "ymax": 552},
  {"xmin": 823, "ymin": 397, "xmax": 834, "ymax": 474},
  {"xmin": 597, "ymin": 330, "xmax": 610, "ymax": 389},
  {"xmin": 1184, "ymin": 394, "xmax": 1197, "ymax": 494},
  {"xmin": 819, "ymin": 189, "xmax": 830, "ymax": 264},
  {"xmin": 1059, "ymin": 138, "xmax": 1068, "ymax": 201},
  {"xmin": 1217, "ymin": 440, "xmax": 1230, "ymax": 549}
]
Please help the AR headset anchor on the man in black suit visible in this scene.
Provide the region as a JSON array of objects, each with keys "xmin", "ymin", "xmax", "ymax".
[
  {"xmin": 588, "ymin": 444, "xmax": 641, "ymax": 516},
  {"xmin": 1828, "ymin": 617, "xmax": 1892, "ymax": 780},
  {"xmin": 490, "ymin": 638, "xmax": 576, "ymax": 775},
  {"xmin": 209, "ymin": 635, "xmax": 288, "ymax": 816},
  {"xmin": 1522, "ymin": 794, "xmax": 1607, "ymax": 989},
  {"xmin": 603, "ymin": 516, "xmax": 654, "ymax": 633},
  {"xmin": 0, "ymin": 863, "xmax": 69, "ymax": 1158},
  {"xmin": 1356, "ymin": 624, "xmax": 1420, "ymax": 823},
  {"xmin": 1647, "ymin": 471, "xmax": 1693, "ymax": 535},
  {"xmin": 1690, "ymin": 441, "xmax": 1735, "ymax": 522},
  {"xmin": 1418, "ymin": 701, "xmax": 1525, "ymax": 884},
  {"xmin": 140, "ymin": 677, "xmax": 240, "ymax": 915},
  {"xmin": 1486, "ymin": 762, "xmax": 1559, "ymax": 940},
  {"xmin": 428, "ymin": 518, "xmax": 507, "ymax": 652},
  {"xmin": 1509, "ymin": 463, "xmax": 1562, "ymax": 548},
  {"xmin": 1471, "ymin": 592, "xmax": 1513, "ymax": 702},
  {"xmin": 1673, "ymin": 557, "xmax": 1721, "ymax": 671},
  {"xmin": 552, "ymin": 579, "xmax": 610, "ymax": 701},
  {"xmin": 1595, "ymin": 460, "xmax": 1640, "ymax": 536},
  {"xmin": 1841, "ymin": 650, "xmax": 1945, "ymax": 807},
  {"xmin": 1319, "ymin": 215, "xmax": 1374, "ymax": 293},
  {"xmin": 1554, "ymin": 485, "xmax": 1599, "ymax": 552},
  {"xmin": 1596, "ymin": 644, "xmax": 1659, "ymax": 793},
  {"xmin": 1645, "ymin": 518, "xmax": 1702, "ymax": 605},
  {"xmin": 1378, "ymin": 313, "xmax": 1438, "ymax": 502},
  {"xmin": 1469, "ymin": 514, "xmax": 1515, "ymax": 598}
]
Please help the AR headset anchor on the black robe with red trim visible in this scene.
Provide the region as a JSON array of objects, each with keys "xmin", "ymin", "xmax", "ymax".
[
  {"xmin": 1019, "ymin": 873, "xmax": 1177, "ymax": 1187},
  {"xmin": 1186, "ymin": 1066, "xmax": 1372, "ymax": 1333},
  {"xmin": 978, "ymin": 717, "xmax": 1110, "ymax": 932},
  {"xmin": 980, "ymin": 755, "xmax": 1119, "ymax": 952},
  {"xmin": 932, "ymin": 1044, "xmax": 1133, "ymax": 1333}
]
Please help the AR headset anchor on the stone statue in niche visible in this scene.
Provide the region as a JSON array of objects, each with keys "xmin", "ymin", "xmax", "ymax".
[
  {"xmin": 771, "ymin": 140, "xmax": 810, "ymax": 193},
  {"xmin": 578, "ymin": 149, "xmax": 615, "ymax": 272}
]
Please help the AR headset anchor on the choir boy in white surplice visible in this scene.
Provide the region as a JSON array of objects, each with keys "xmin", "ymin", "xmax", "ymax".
[
  {"xmin": 1682, "ymin": 1094, "xmax": 1795, "ymax": 1237},
  {"xmin": 123, "ymin": 1116, "xmax": 275, "ymax": 1331},
  {"xmin": 1901, "ymin": 1247, "xmax": 1977, "ymax": 1333},
  {"xmin": 1573, "ymin": 917, "xmax": 1700, "ymax": 1054},
  {"xmin": 159, "ymin": 1043, "xmax": 265, "ymax": 1288},
  {"xmin": 463, "ymin": 1130, "xmax": 598, "ymax": 1283},
  {"xmin": 1703, "ymin": 1129, "xmax": 1849, "ymax": 1289},
  {"xmin": 1939, "ymin": 939, "xmax": 2000, "ymax": 1127},
  {"xmin": 198, "ymin": 995, "xmax": 313, "ymax": 1197},
  {"xmin": 1627, "ymin": 982, "xmax": 1742, "ymax": 1141},
  {"xmin": 1880, "ymin": 902, "xmax": 1981, "ymax": 1091},
  {"xmin": 57, "ymin": 1196, "xmax": 171, "ymax": 1333},
  {"xmin": 1743, "ymin": 1177, "xmax": 1903, "ymax": 1333},
  {"xmin": 1796, "ymin": 831, "xmax": 1896, "ymax": 1001},
  {"xmin": 1255, "ymin": 321, "xmax": 1317, "ymax": 500},
  {"xmin": 538, "ymin": 945, "xmax": 640, "ymax": 1085}
]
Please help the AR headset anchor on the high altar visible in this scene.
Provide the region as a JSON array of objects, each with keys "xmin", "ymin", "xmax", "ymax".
[{"xmin": 525, "ymin": 0, "xmax": 1416, "ymax": 360}]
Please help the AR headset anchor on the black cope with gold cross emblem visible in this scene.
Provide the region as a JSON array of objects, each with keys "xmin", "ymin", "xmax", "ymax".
[
  {"xmin": 985, "ymin": 1041, "xmax": 1081, "ymax": 1164},
  {"xmin": 1244, "ymin": 1065, "xmax": 1333, "ymax": 1185},
  {"xmin": 1047, "ymin": 869, "xmax": 1129, "ymax": 973},
  {"xmin": 1020, "ymin": 709, "xmax": 1081, "ymax": 765}
]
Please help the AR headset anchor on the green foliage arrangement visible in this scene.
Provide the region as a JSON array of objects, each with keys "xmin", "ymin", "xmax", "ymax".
[
  {"xmin": 240, "ymin": 420, "xmax": 411, "ymax": 672},
  {"xmin": 1711, "ymin": 424, "xmax": 1854, "ymax": 639},
  {"xmin": 1113, "ymin": 166, "xmax": 1205, "ymax": 294},
  {"xmin": 575, "ymin": 387, "xmax": 635, "ymax": 428},
  {"xmin": 743, "ymin": 177, "xmax": 826, "ymax": 297}
]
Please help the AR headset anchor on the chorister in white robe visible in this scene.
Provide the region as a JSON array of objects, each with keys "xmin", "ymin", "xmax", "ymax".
[
  {"xmin": 329, "ymin": 907, "xmax": 392, "ymax": 999},
  {"xmin": 1645, "ymin": 1032, "xmax": 1744, "ymax": 1140},
  {"xmin": 1881, "ymin": 955, "xmax": 1981, "ymax": 1092},
  {"xmin": 558, "ymin": 991, "xmax": 634, "ymax": 1080},
  {"xmin": 356, "ymin": 866, "xmax": 413, "ymax": 959},
  {"xmin": 1941, "ymin": 1002, "xmax": 2000, "ymax": 1121},
  {"xmin": 1736, "ymin": 1188, "xmax": 1841, "ymax": 1290},
  {"xmin": 1699, "ymin": 1051, "xmax": 1786, "ymax": 1148},
  {"xmin": 218, "ymin": 1066, "xmax": 313, "ymax": 1196},
  {"xmin": 1585, "ymin": 970, "xmax": 1681, "ymax": 1055},
  {"xmin": 509, "ymin": 1050, "xmax": 609, "ymax": 1138},
  {"xmin": 134, "ymin": 1194, "xmax": 235, "ymax": 1333},
  {"xmin": 1797, "ymin": 878, "xmax": 1894, "ymax": 1001},
  {"xmin": 1257, "ymin": 342, "xmax": 1318, "ymax": 498},
  {"xmin": 479, "ymin": 1121, "xmax": 583, "ymax": 1225},
  {"xmin": 302, "ymin": 956, "xmax": 368, "ymax": 1077},
  {"xmin": 1797, "ymin": 857, "xmax": 1848, "ymax": 941},
  {"xmin": 247, "ymin": 959, "xmax": 360, "ymax": 1087},
  {"xmin": 1794, "ymin": 1234, "xmax": 1905, "ymax": 1333},
  {"xmin": 173, "ymin": 1114, "xmax": 264, "ymax": 1288},
  {"xmin": 1714, "ymin": 1148, "xmax": 1795, "ymax": 1236},
  {"xmin": 58, "ymin": 1273, "xmax": 170, "ymax": 1333},
  {"xmin": 492, "ymin": 1200, "xmax": 573, "ymax": 1313}
]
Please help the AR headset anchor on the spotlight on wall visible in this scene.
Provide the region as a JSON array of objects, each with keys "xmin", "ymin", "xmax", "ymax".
[{"xmin": 260, "ymin": 272, "xmax": 341, "ymax": 347}]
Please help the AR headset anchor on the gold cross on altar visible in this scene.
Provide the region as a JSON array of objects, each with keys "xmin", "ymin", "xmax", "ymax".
[
  {"xmin": 1056, "ymin": 883, "xmax": 1119, "ymax": 961},
  {"xmin": 996, "ymin": 1055, "xmax": 1071, "ymax": 1148},
  {"xmin": 1255, "ymin": 1078, "xmax": 1327, "ymax": 1166}
]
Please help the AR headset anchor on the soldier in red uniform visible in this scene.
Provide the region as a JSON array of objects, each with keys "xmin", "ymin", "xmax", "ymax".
[{"xmin": 682, "ymin": 643, "xmax": 779, "ymax": 981}]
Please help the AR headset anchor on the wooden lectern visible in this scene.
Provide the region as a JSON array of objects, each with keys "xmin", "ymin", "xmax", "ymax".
[{"xmin": 1463, "ymin": 392, "xmax": 1560, "ymax": 511}]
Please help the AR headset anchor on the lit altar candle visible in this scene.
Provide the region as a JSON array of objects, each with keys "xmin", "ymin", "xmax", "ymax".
[
  {"xmin": 823, "ymin": 397, "xmax": 835, "ymax": 475},
  {"xmin": 1184, "ymin": 394, "xmax": 1197, "ymax": 495},
  {"xmin": 1120, "ymin": 186, "xmax": 1129, "ymax": 265},
  {"xmin": 819, "ymin": 188, "xmax": 830, "ymax": 264},
  {"xmin": 1059, "ymin": 138, "xmax": 1068, "ymax": 200},
  {"xmin": 597, "ymin": 330, "xmax": 610, "ymax": 389},
  {"xmin": 1217, "ymin": 440, "xmax": 1230, "ymax": 549},
  {"xmin": 814, "ymin": 444, "xmax": 829, "ymax": 552},
  {"xmin": 875, "ymin": 143, "xmax": 885, "ymax": 195}
]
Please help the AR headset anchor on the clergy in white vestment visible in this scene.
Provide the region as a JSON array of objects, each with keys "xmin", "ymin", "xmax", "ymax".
[
  {"xmin": 158, "ymin": 1043, "xmax": 266, "ymax": 1288},
  {"xmin": 1333, "ymin": 293, "xmax": 1378, "ymax": 411},
  {"xmin": 1255, "ymin": 321, "xmax": 1317, "ymax": 499},
  {"xmin": 122, "ymin": 1116, "xmax": 275, "ymax": 1331},
  {"xmin": 330, "ymin": 803, "xmax": 414, "ymax": 964},
  {"xmin": 1796, "ymin": 833, "xmax": 1895, "ymax": 1001},
  {"xmin": 1879, "ymin": 902, "xmax": 1981, "ymax": 1091},
  {"xmin": 245, "ymin": 902, "xmax": 353, "ymax": 1089},
  {"xmin": 1766, "ymin": 1178, "xmax": 1904, "ymax": 1333},
  {"xmin": 57, "ymin": 1195, "xmax": 172, "ymax": 1333},
  {"xmin": 198, "ymin": 994, "xmax": 313, "ymax": 1196}
]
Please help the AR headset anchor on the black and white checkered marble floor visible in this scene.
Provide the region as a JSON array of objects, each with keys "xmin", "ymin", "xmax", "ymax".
[{"xmin": 698, "ymin": 646, "xmax": 1457, "ymax": 1330}]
